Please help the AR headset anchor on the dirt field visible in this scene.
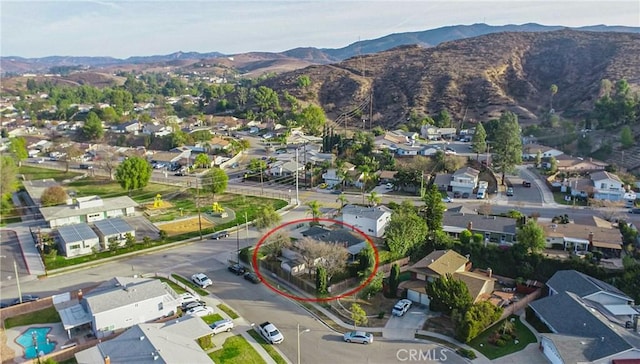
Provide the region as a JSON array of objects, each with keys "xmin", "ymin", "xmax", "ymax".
[{"xmin": 155, "ymin": 217, "xmax": 214, "ymax": 236}]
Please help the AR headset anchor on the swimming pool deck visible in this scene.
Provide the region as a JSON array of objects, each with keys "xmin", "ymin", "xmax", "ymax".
[{"xmin": 3, "ymin": 323, "xmax": 67, "ymax": 363}]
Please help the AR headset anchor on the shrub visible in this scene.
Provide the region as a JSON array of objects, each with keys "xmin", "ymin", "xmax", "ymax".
[
  {"xmin": 378, "ymin": 311, "xmax": 385, "ymax": 319},
  {"xmin": 456, "ymin": 348, "xmax": 477, "ymax": 359},
  {"xmin": 495, "ymin": 339, "xmax": 507, "ymax": 347}
]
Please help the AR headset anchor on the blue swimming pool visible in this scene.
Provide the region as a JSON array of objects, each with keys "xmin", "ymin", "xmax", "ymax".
[{"xmin": 16, "ymin": 327, "xmax": 56, "ymax": 359}]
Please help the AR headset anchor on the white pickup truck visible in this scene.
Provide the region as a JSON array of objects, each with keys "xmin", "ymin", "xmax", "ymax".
[{"xmin": 258, "ymin": 321, "xmax": 284, "ymax": 344}]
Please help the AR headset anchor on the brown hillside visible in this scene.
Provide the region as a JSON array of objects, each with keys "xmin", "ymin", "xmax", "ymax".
[{"xmin": 259, "ymin": 30, "xmax": 640, "ymax": 127}]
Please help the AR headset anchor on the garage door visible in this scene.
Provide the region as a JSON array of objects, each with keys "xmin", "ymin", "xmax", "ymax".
[
  {"xmin": 540, "ymin": 337, "xmax": 563, "ymax": 364},
  {"xmin": 407, "ymin": 289, "xmax": 430, "ymax": 306}
]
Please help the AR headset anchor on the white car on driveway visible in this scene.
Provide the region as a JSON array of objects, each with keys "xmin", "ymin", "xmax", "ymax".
[
  {"xmin": 191, "ymin": 273, "xmax": 213, "ymax": 288},
  {"xmin": 186, "ymin": 305, "xmax": 215, "ymax": 317},
  {"xmin": 210, "ymin": 318, "xmax": 234, "ymax": 334},
  {"xmin": 392, "ymin": 299, "xmax": 412, "ymax": 316}
]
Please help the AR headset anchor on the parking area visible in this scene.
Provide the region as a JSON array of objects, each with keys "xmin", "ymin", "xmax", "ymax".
[
  {"xmin": 125, "ymin": 216, "xmax": 160, "ymax": 240},
  {"xmin": 0, "ymin": 229, "xmax": 29, "ymax": 291},
  {"xmin": 505, "ymin": 173, "xmax": 544, "ymax": 205},
  {"xmin": 383, "ymin": 306, "xmax": 429, "ymax": 339}
]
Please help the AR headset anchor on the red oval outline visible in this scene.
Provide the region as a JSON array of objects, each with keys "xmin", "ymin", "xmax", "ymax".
[{"xmin": 251, "ymin": 217, "xmax": 380, "ymax": 302}]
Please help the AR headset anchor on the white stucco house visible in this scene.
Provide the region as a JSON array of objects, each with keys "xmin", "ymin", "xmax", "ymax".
[
  {"xmin": 93, "ymin": 218, "xmax": 136, "ymax": 248},
  {"xmin": 522, "ymin": 143, "xmax": 564, "ymax": 160},
  {"xmin": 82, "ymin": 277, "xmax": 180, "ymax": 338},
  {"xmin": 590, "ymin": 171, "xmax": 625, "ymax": 202},
  {"xmin": 322, "ymin": 168, "xmax": 343, "ymax": 187},
  {"xmin": 39, "ymin": 196, "xmax": 138, "ymax": 228},
  {"xmin": 450, "ymin": 167, "xmax": 479, "ymax": 194},
  {"xmin": 341, "ymin": 204, "xmax": 392, "ymax": 238}
]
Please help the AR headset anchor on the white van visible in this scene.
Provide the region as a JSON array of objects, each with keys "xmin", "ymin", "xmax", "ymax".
[{"xmin": 477, "ymin": 189, "xmax": 486, "ymax": 199}]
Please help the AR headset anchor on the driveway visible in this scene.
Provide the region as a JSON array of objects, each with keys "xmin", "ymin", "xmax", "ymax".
[
  {"xmin": 383, "ymin": 307, "xmax": 428, "ymax": 339},
  {"xmin": 125, "ymin": 216, "xmax": 160, "ymax": 240}
]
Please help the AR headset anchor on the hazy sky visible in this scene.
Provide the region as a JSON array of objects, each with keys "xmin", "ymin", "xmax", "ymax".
[{"xmin": 2, "ymin": 1, "xmax": 639, "ymax": 58}]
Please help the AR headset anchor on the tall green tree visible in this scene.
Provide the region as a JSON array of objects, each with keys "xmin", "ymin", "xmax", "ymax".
[
  {"xmin": 82, "ymin": 111, "xmax": 104, "ymax": 141},
  {"xmin": 350, "ymin": 303, "xmax": 368, "ymax": 328},
  {"xmin": 385, "ymin": 206, "xmax": 428, "ymax": 257},
  {"xmin": 0, "ymin": 156, "xmax": 18, "ymax": 216},
  {"xmin": 194, "ymin": 153, "xmax": 211, "ymax": 168},
  {"xmin": 9, "ymin": 137, "xmax": 28, "ymax": 166},
  {"xmin": 435, "ymin": 110, "xmax": 452, "ymax": 128},
  {"xmin": 425, "ymin": 273, "xmax": 473, "ymax": 314},
  {"xmin": 492, "ymin": 112, "xmax": 522, "ymax": 185},
  {"xmin": 388, "ymin": 263, "xmax": 400, "ymax": 298},
  {"xmin": 297, "ymin": 104, "xmax": 326, "ymax": 136},
  {"xmin": 207, "ymin": 167, "xmax": 229, "ymax": 201},
  {"xmin": 358, "ymin": 246, "xmax": 376, "ymax": 277},
  {"xmin": 316, "ymin": 266, "xmax": 328, "ymax": 296},
  {"xmin": 620, "ymin": 126, "xmax": 634, "ymax": 149},
  {"xmin": 516, "ymin": 219, "xmax": 546, "ymax": 254},
  {"xmin": 454, "ymin": 301, "xmax": 503, "ymax": 343},
  {"xmin": 471, "ymin": 122, "xmax": 487, "ymax": 156},
  {"xmin": 40, "ymin": 186, "xmax": 68, "ymax": 206},
  {"xmin": 549, "ymin": 84, "xmax": 558, "ymax": 110},
  {"xmin": 306, "ymin": 200, "xmax": 322, "ymax": 221},
  {"xmin": 422, "ymin": 185, "xmax": 446, "ymax": 232},
  {"xmin": 115, "ymin": 156, "xmax": 152, "ymax": 193},
  {"xmin": 251, "ymin": 86, "xmax": 280, "ymax": 112}
]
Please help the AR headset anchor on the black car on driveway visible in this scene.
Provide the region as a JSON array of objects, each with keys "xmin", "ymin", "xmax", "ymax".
[{"xmin": 244, "ymin": 272, "xmax": 261, "ymax": 284}]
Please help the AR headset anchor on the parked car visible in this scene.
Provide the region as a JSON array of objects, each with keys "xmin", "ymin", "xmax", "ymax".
[
  {"xmin": 442, "ymin": 196, "xmax": 453, "ymax": 203},
  {"xmin": 244, "ymin": 272, "xmax": 261, "ymax": 284},
  {"xmin": 629, "ymin": 208, "xmax": 640, "ymax": 214},
  {"xmin": 182, "ymin": 301, "xmax": 205, "ymax": 311},
  {"xmin": 385, "ymin": 183, "xmax": 394, "ymax": 189},
  {"xmin": 186, "ymin": 305, "xmax": 215, "ymax": 317},
  {"xmin": 210, "ymin": 318, "xmax": 234, "ymax": 334},
  {"xmin": 191, "ymin": 273, "xmax": 213, "ymax": 288},
  {"xmin": 11, "ymin": 295, "xmax": 40, "ymax": 305},
  {"xmin": 522, "ymin": 181, "xmax": 532, "ymax": 187},
  {"xmin": 79, "ymin": 164, "xmax": 93, "ymax": 170},
  {"xmin": 391, "ymin": 299, "xmax": 412, "ymax": 316},
  {"xmin": 211, "ymin": 231, "xmax": 229, "ymax": 240},
  {"xmin": 174, "ymin": 170, "xmax": 186, "ymax": 176},
  {"xmin": 228, "ymin": 264, "xmax": 246, "ymax": 275},
  {"xmin": 178, "ymin": 292, "xmax": 201, "ymax": 306},
  {"xmin": 506, "ymin": 187, "xmax": 514, "ymax": 196},
  {"xmin": 453, "ymin": 191, "xmax": 462, "ymax": 198},
  {"xmin": 462, "ymin": 192, "xmax": 470, "ymax": 199},
  {"xmin": 258, "ymin": 322, "xmax": 284, "ymax": 344},
  {"xmin": 343, "ymin": 331, "xmax": 374, "ymax": 344}
]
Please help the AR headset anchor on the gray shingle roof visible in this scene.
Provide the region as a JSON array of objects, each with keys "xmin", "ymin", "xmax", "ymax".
[
  {"xmin": 39, "ymin": 196, "xmax": 138, "ymax": 221},
  {"xmin": 342, "ymin": 204, "xmax": 391, "ymax": 221},
  {"xmin": 301, "ymin": 227, "xmax": 366, "ymax": 251},
  {"xmin": 85, "ymin": 277, "xmax": 177, "ymax": 315},
  {"xmin": 546, "ymin": 270, "xmax": 631, "ymax": 300},
  {"xmin": 529, "ymin": 292, "xmax": 633, "ymax": 361},
  {"xmin": 93, "ymin": 218, "xmax": 134, "ymax": 236},
  {"xmin": 443, "ymin": 212, "xmax": 517, "ymax": 235},
  {"xmin": 57, "ymin": 223, "xmax": 98, "ymax": 244}
]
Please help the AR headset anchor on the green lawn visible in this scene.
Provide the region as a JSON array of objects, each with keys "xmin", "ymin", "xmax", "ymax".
[
  {"xmin": 18, "ymin": 166, "xmax": 81, "ymax": 182},
  {"xmin": 208, "ymin": 335, "xmax": 266, "ymax": 364},
  {"xmin": 172, "ymin": 274, "xmax": 209, "ymax": 296},
  {"xmin": 217, "ymin": 303, "xmax": 239, "ymax": 319},
  {"xmin": 552, "ymin": 192, "xmax": 588, "ymax": 206},
  {"xmin": 248, "ymin": 330, "xmax": 287, "ymax": 364},
  {"xmin": 67, "ymin": 177, "xmax": 179, "ymax": 203},
  {"xmin": 4, "ymin": 306, "xmax": 62, "ymax": 329},
  {"xmin": 155, "ymin": 277, "xmax": 187, "ymax": 294},
  {"xmin": 468, "ymin": 315, "xmax": 537, "ymax": 360},
  {"xmin": 201, "ymin": 313, "xmax": 224, "ymax": 325}
]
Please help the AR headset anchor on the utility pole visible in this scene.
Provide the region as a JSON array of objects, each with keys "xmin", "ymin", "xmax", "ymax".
[
  {"xmin": 295, "ymin": 148, "xmax": 300, "ymax": 205},
  {"xmin": 236, "ymin": 221, "xmax": 240, "ymax": 263},
  {"xmin": 196, "ymin": 178, "xmax": 203, "ymax": 240},
  {"xmin": 260, "ymin": 163, "xmax": 264, "ymax": 196}
]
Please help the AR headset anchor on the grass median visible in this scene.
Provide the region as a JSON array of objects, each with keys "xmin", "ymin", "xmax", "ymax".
[
  {"xmin": 172, "ymin": 274, "xmax": 209, "ymax": 296},
  {"xmin": 248, "ymin": 329, "xmax": 288, "ymax": 364},
  {"xmin": 208, "ymin": 335, "xmax": 266, "ymax": 364}
]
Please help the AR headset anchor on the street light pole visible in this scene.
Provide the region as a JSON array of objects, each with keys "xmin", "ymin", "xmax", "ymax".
[
  {"xmin": 297, "ymin": 323, "xmax": 310, "ymax": 364},
  {"xmin": 14, "ymin": 260, "xmax": 22, "ymax": 304}
]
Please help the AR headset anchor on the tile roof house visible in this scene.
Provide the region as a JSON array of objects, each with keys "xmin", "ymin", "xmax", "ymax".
[
  {"xmin": 541, "ymin": 221, "xmax": 623, "ymax": 254},
  {"xmin": 556, "ymin": 155, "xmax": 607, "ymax": 172},
  {"xmin": 404, "ymin": 250, "xmax": 495, "ymax": 305},
  {"xmin": 341, "ymin": 204, "xmax": 392, "ymax": 238},
  {"xmin": 75, "ymin": 316, "xmax": 212, "ymax": 364},
  {"xmin": 522, "ymin": 143, "xmax": 563, "ymax": 160}
]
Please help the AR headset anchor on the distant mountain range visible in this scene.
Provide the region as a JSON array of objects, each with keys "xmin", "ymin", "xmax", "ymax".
[{"xmin": 2, "ymin": 23, "xmax": 639, "ymax": 74}]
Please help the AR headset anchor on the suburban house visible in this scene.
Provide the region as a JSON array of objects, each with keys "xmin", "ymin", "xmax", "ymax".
[
  {"xmin": 301, "ymin": 226, "xmax": 370, "ymax": 260},
  {"xmin": 529, "ymin": 270, "xmax": 639, "ymax": 364},
  {"xmin": 57, "ymin": 223, "xmax": 100, "ymax": 257},
  {"xmin": 541, "ymin": 219, "xmax": 622, "ymax": 255},
  {"xmin": 393, "ymin": 129, "xmax": 420, "ymax": 140},
  {"xmin": 433, "ymin": 173, "xmax": 453, "ymax": 191},
  {"xmin": 376, "ymin": 170, "xmax": 397, "ymax": 184},
  {"xmin": 267, "ymin": 160, "xmax": 304, "ymax": 177},
  {"xmin": 374, "ymin": 131, "xmax": 408, "ymax": 151},
  {"xmin": 93, "ymin": 218, "xmax": 136, "ymax": 248},
  {"xmin": 395, "ymin": 145, "xmax": 422, "ymax": 156},
  {"xmin": 590, "ymin": 171, "xmax": 626, "ymax": 202},
  {"xmin": 522, "ymin": 143, "xmax": 563, "ymax": 160},
  {"xmin": 208, "ymin": 136, "xmax": 230, "ymax": 150},
  {"xmin": 341, "ymin": 204, "xmax": 392, "ymax": 238},
  {"xmin": 450, "ymin": 167, "xmax": 480, "ymax": 195},
  {"xmin": 420, "ymin": 126, "xmax": 457, "ymax": 140},
  {"xmin": 75, "ymin": 315, "xmax": 212, "ymax": 364},
  {"xmin": 322, "ymin": 169, "xmax": 343, "ymax": 187},
  {"xmin": 39, "ymin": 196, "xmax": 138, "ymax": 228},
  {"xmin": 151, "ymin": 149, "xmax": 191, "ymax": 167},
  {"xmin": 443, "ymin": 211, "xmax": 518, "ymax": 244},
  {"xmin": 66, "ymin": 277, "xmax": 181, "ymax": 339},
  {"xmin": 142, "ymin": 123, "xmax": 172, "ymax": 137},
  {"xmin": 402, "ymin": 250, "xmax": 495, "ymax": 305},
  {"xmin": 556, "ymin": 155, "xmax": 608, "ymax": 172},
  {"xmin": 113, "ymin": 120, "xmax": 140, "ymax": 134}
]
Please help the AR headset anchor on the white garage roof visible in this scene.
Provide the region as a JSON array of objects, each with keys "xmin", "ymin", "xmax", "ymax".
[{"xmin": 604, "ymin": 304, "xmax": 638, "ymax": 316}]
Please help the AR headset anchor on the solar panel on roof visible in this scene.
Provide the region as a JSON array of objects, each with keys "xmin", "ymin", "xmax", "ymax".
[
  {"xmin": 57, "ymin": 223, "xmax": 98, "ymax": 243},
  {"xmin": 93, "ymin": 218, "xmax": 134, "ymax": 236}
]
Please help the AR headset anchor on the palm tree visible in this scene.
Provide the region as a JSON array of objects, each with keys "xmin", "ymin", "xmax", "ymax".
[
  {"xmin": 367, "ymin": 192, "xmax": 382, "ymax": 207},
  {"xmin": 306, "ymin": 200, "xmax": 322, "ymax": 221},
  {"xmin": 336, "ymin": 194, "xmax": 349, "ymax": 212},
  {"xmin": 358, "ymin": 165, "xmax": 373, "ymax": 205}
]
